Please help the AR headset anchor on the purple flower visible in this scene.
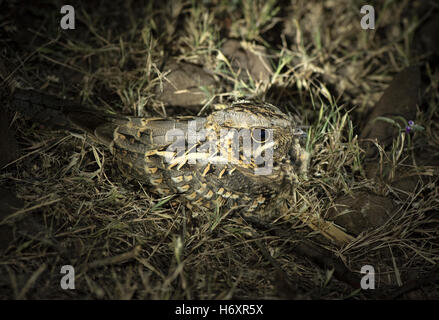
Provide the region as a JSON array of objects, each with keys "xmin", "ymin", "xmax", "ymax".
[{"xmin": 405, "ymin": 120, "xmax": 415, "ymax": 133}]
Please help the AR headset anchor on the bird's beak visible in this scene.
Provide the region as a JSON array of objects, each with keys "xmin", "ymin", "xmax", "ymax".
[{"xmin": 293, "ymin": 128, "xmax": 307, "ymax": 139}]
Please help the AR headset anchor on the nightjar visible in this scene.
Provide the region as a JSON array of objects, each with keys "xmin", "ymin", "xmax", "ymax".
[{"xmin": 11, "ymin": 89, "xmax": 310, "ymax": 217}]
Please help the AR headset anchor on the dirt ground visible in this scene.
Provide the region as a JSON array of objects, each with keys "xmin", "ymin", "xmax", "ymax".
[{"xmin": 0, "ymin": 0, "xmax": 438, "ymax": 299}]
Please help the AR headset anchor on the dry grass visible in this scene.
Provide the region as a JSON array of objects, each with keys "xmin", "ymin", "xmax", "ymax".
[{"xmin": 1, "ymin": 0, "xmax": 438, "ymax": 299}]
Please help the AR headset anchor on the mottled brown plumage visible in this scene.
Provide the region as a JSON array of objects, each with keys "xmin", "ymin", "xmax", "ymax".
[
  {"xmin": 107, "ymin": 100, "xmax": 309, "ymax": 215},
  {"xmin": 11, "ymin": 90, "xmax": 309, "ymax": 216}
]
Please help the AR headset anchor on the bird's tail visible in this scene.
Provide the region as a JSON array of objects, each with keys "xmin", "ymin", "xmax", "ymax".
[{"xmin": 9, "ymin": 88, "xmax": 120, "ymax": 147}]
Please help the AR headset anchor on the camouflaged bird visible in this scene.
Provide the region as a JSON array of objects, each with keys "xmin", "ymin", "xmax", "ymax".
[{"xmin": 10, "ymin": 89, "xmax": 310, "ymax": 217}]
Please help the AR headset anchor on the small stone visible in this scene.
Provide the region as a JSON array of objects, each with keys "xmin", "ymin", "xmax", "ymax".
[
  {"xmin": 221, "ymin": 39, "xmax": 272, "ymax": 83},
  {"xmin": 327, "ymin": 191, "xmax": 395, "ymax": 235},
  {"xmin": 156, "ymin": 61, "xmax": 216, "ymax": 108}
]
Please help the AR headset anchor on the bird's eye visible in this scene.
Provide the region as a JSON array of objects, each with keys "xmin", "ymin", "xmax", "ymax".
[{"xmin": 251, "ymin": 128, "xmax": 270, "ymax": 143}]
